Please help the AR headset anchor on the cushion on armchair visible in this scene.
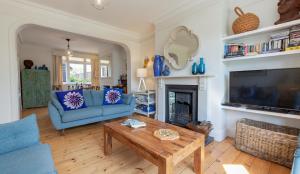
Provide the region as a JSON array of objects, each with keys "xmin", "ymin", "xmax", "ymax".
[
  {"xmin": 0, "ymin": 114, "xmax": 39, "ymax": 155},
  {"xmin": 0, "ymin": 144, "xmax": 57, "ymax": 174}
]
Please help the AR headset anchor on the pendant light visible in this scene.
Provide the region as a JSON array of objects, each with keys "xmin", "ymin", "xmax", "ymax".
[{"xmin": 65, "ymin": 38, "xmax": 73, "ymax": 57}]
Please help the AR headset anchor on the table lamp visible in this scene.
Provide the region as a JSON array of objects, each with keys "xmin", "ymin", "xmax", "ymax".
[{"xmin": 137, "ymin": 68, "xmax": 147, "ymax": 91}]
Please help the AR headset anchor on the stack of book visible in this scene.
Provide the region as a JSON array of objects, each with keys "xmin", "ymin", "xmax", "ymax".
[
  {"xmin": 287, "ymin": 25, "xmax": 300, "ymax": 51},
  {"xmin": 121, "ymin": 119, "xmax": 146, "ymax": 128},
  {"xmin": 268, "ymin": 30, "xmax": 290, "ymax": 52}
]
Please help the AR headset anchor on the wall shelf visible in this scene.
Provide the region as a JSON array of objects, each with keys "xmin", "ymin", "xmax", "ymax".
[
  {"xmin": 222, "ymin": 19, "xmax": 300, "ymax": 41},
  {"xmin": 221, "ymin": 106, "xmax": 300, "ymax": 120},
  {"xmin": 222, "ymin": 50, "xmax": 300, "ymax": 63}
]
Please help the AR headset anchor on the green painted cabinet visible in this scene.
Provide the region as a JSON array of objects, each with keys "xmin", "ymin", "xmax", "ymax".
[{"xmin": 21, "ymin": 69, "xmax": 50, "ymax": 109}]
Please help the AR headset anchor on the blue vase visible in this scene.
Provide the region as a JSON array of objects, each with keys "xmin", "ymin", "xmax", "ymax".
[
  {"xmin": 198, "ymin": 57, "xmax": 205, "ymax": 74},
  {"xmin": 192, "ymin": 62, "xmax": 198, "ymax": 75},
  {"xmin": 160, "ymin": 56, "xmax": 165, "ymax": 76},
  {"xmin": 162, "ymin": 64, "xmax": 170, "ymax": 76},
  {"xmin": 153, "ymin": 55, "xmax": 162, "ymax": 77}
]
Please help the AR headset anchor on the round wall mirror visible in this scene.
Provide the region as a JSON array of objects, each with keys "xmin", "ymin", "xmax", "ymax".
[{"xmin": 164, "ymin": 26, "xmax": 199, "ymax": 70}]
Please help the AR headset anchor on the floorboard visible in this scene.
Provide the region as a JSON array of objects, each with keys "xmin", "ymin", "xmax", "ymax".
[{"xmin": 22, "ymin": 108, "xmax": 291, "ymax": 174}]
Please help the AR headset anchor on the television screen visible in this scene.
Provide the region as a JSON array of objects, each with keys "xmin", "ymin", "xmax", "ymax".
[{"xmin": 230, "ymin": 68, "xmax": 300, "ymax": 111}]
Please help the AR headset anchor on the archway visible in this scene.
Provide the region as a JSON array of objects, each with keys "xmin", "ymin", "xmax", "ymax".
[{"xmin": 9, "ymin": 22, "xmax": 134, "ymax": 121}]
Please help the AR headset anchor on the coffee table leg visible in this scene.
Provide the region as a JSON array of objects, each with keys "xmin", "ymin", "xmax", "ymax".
[
  {"xmin": 194, "ymin": 146, "xmax": 204, "ymax": 174},
  {"xmin": 104, "ymin": 127, "xmax": 112, "ymax": 156},
  {"xmin": 158, "ymin": 158, "xmax": 173, "ymax": 174}
]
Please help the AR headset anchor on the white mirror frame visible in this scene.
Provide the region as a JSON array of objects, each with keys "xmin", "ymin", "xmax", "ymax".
[{"xmin": 164, "ymin": 26, "xmax": 199, "ymax": 70}]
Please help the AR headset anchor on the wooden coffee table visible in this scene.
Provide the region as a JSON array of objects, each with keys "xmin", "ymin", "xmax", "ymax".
[{"xmin": 103, "ymin": 116, "xmax": 205, "ymax": 174}]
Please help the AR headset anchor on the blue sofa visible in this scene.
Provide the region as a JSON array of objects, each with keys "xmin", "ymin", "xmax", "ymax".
[
  {"xmin": 0, "ymin": 114, "xmax": 57, "ymax": 174},
  {"xmin": 292, "ymin": 136, "xmax": 300, "ymax": 174},
  {"xmin": 48, "ymin": 90, "xmax": 135, "ymax": 130}
]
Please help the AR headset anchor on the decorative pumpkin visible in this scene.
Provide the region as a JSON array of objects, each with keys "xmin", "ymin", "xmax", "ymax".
[{"xmin": 232, "ymin": 7, "xmax": 260, "ymax": 34}]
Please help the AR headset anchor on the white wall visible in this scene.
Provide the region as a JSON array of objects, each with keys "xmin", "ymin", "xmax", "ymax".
[
  {"xmin": 0, "ymin": 0, "xmax": 142, "ymax": 123},
  {"xmin": 140, "ymin": 35, "xmax": 155, "ymax": 90},
  {"xmin": 155, "ymin": 0, "xmax": 227, "ymax": 141},
  {"xmin": 111, "ymin": 45, "xmax": 127, "ymax": 85},
  {"xmin": 19, "ymin": 43, "xmax": 53, "ymax": 85}
]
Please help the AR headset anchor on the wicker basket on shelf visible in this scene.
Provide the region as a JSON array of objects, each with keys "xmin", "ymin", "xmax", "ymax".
[
  {"xmin": 232, "ymin": 7, "xmax": 260, "ymax": 34},
  {"xmin": 235, "ymin": 118, "xmax": 300, "ymax": 168}
]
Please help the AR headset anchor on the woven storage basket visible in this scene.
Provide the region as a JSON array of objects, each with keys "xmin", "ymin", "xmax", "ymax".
[
  {"xmin": 235, "ymin": 118, "xmax": 300, "ymax": 168},
  {"xmin": 232, "ymin": 7, "xmax": 260, "ymax": 34}
]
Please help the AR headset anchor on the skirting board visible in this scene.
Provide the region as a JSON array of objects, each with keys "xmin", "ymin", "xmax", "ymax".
[{"xmin": 210, "ymin": 129, "xmax": 226, "ymax": 142}]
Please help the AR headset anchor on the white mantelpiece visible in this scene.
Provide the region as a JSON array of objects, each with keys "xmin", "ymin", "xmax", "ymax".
[{"xmin": 155, "ymin": 75, "xmax": 214, "ymax": 122}]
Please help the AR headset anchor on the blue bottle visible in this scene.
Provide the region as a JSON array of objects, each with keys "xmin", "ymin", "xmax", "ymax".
[
  {"xmin": 198, "ymin": 57, "xmax": 205, "ymax": 74},
  {"xmin": 192, "ymin": 62, "xmax": 198, "ymax": 75}
]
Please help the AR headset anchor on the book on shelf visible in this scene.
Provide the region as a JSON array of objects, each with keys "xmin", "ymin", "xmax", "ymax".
[
  {"xmin": 289, "ymin": 25, "xmax": 300, "ymax": 47},
  {"xmin": 286, "ymin": 46, "xmax": 300, "ymax": 51}
]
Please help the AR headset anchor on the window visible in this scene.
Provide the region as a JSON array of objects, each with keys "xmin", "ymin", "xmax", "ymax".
[
  {"xmin": 62, "ymin": 56, "xmax": 91, "ymax": 84},
  {"xmin": 100, "ymin": 59, "xmax": 111, "ymax": 78}
]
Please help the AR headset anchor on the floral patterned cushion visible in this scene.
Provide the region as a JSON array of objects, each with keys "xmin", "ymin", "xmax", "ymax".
[
  {"xmin": 55, "ymin": 89, "xmax": 87, "ymax": 111},
  {"xmin": 103, "ymin": 88, "xmax": 123, "ymax": 105}
]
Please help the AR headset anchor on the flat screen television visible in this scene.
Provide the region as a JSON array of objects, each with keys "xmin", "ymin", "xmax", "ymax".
[{"xmin": 230, "ymin": 68, "xmax": 300, "ymax": 111}]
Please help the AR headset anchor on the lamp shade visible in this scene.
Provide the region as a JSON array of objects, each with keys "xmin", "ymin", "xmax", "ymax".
[{"xmin": 136, "ymin": 68, "xmax": 147, "ymax": 78}]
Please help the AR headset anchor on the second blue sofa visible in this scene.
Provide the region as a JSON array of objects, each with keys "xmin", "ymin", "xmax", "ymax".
[
  {"xmin": 0, "ymin": 114, "xmax": 57, "ymax": 174},
  {"xmin": 48, "ymin": 90, "xmax": 135, "ymax": 130},
  {"xmin": 292, "ymin": 135, "xmax": 300, "ymax": 174}
]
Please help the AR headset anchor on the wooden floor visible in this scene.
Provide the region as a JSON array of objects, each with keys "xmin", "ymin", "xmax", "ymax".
[{"xmin": 22, "ymin": 108, "xmax": 291, "ymax": 174}]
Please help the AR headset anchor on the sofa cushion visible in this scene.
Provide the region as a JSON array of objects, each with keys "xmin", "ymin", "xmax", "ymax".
[
  {"xmin": 51, "ymin": 94, "xmax": 64, "ymax": 115},
  {"xmin": 103, "ymin": 88, "xmax": 123, "ymax": 105},
  {"xmin": 62, "ymin": 106, "xmax": 103, "ymax": 122},
  {"xmin": 102, "ymin": 104, "xmax": 131, "ymax": 116},
  {"xmin": 0, "ymin": 115, "xmax": 39, "ymax": 155},
  {"xmin": 83, "ymin": 90, "xmax": 93, "ymax": 106},
  {"xmin": 0, "ymin": 144, "xmax": 56, "ymax": 174},
  {"xmin": 122, "ymin": 94, "xmax": 133, "ymax": 105},
  {"xmin": 91, "ymin": 90, "xmax": 104, "ymax": 106},
  {"xmin": 56, "ymin": 89, "xmax": 87, "ymax": 111}
]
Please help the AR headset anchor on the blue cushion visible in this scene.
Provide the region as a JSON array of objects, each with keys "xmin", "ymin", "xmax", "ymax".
[
  {"xmin": 0, "ymin": 115, "xmax": 39, "ymax": 155},
  {"xmin": 91, "ymin": 90, "xmax": 104, "ymax": 106},
  {"xmin": 50, "ymin": 94, "xmax": 64, "ymax": 115},
  {"xmin": 83, "ymin": 90, "xmax": 93, "ymax": 106},
  {"xmin": 62, "ymin": 106, "xmax": 103, "ymax": 122},
  {"xmin": 56, "ymin": 89, "xmax": 87, "ymax": 111},
  {"xmin": 102, "ymin": 104, "xmax": 131, "ymax": 115},
  {"xmin": 0, "ymin": 144, "xmax": 56, "ymax": 174},
  {"xmin": 103, "ymin": 88, "xmax": 123, "ymax": 105}
]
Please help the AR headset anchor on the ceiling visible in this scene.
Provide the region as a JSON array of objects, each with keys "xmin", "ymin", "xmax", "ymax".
[
  {"xmin": 25, "ymin": 0, "xmax": 196, "ymax": 35},
  {"xmin": 19, "ymin": 25, "xmax": 117, "ymax": 54}
]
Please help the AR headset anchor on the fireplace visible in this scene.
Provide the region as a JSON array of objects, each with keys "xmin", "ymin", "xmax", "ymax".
[{"xmin": 165, "ymin": 85, "xmax": 198, "ymax": 127}]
